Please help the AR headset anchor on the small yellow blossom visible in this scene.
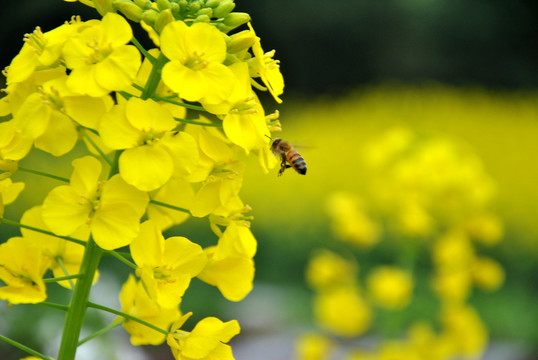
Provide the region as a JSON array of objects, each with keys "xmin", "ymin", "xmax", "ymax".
[
  {"xmin": 0, "ymin": 237, "xmax": 49, "ymax": 304},
  {"xmin": 20, "ymin": 206, "xmax": 95, "ymax": 289},
  {"xmin": 167, "ymin": 313, "xmax": 240, "ymax": 360},
  {"xmin": 120, "ymin": 275, "xmax": 180, "ymax": 345},
  {"xmin": 246, "ymin": 23, "xmax": 284, "ymax": 103},
  {"xmin": 197, "ymin": 245, "xmax": 254, "ymax": 302}
]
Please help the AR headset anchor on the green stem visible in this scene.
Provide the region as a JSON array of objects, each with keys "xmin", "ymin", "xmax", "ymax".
[
  {"xmin": 57, "ymin": 238, "xmax": 103, "ymax": 360},
  {"xmin": 141, "ymin": 52, "xmax": 168, "ymax": 100},
  {"xmin": 43, "ymin": 274, "xmax": 81, "ymax": 284},
  {"xmin": 131, "ymin": 36, "xmax": 156, "ymax": 64},
  {"xmin": 0, "ymin": 217, "xmax": 86, "ymax": 246},
  {"xmin": 39, "ymin": 302, "xmax": 70, "ymax": 312},
  {"xmin": 151, "ymin": 94, "xmax": 207, "ymax": 111},
  {"xmin": 174, "ymin": 117, "xmax": 223, "ymax": 127},
  {"xmin": 87, "ymin": 301, "xmax": 169, "ymax": 335},
  {"xmin": 56, "ymin": 257, "xmax": 77, "ymax": 289},
  {"xmin": 103, "ymin": 250, "xmax": 137, "ymax": 270},
  {"xmin": 150, "ymin": 199, "xmax": 190, "ymax": 214},
  {"xmin": 78, "ymin": 318, "xmax": 126, "ymax": 346},
  {"xmin": 79, "ymin": 127, "xmax": 112, "ymax": 166},
  {"xmin": 17, "ymin": 166, "xmax": 69, "ymax": 182},
  {"xmin": 0, "ymin": 334, "xmax": 53, "ymax": 360}
]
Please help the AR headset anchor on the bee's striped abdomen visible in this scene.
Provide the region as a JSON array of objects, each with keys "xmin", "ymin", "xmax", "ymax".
[{"xmin": 286, "ymin": 150, "xmax": 307, "ymax": 175}]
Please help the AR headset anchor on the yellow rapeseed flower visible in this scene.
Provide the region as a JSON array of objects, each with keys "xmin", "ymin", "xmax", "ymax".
[
  {"xmin": 0, "ymin": 237, "xmax": 49, "ymax": 304},
  {"xmin": 130, "ymin": 220, "xmax": 207, "ymax": 309},
  {"xmin": 161, "ymin": 21, "xmax": 237, "ymax": 104},
  {"xmin": 62, "ymin": 13, "xmax": 141, "ymax": 96},
  {"xmin": 167, "ymin": 313, "xmax": 240, "ymax": 360},
  {"xmin": 42, "ymin": 156, "xmax": 148, "ymax": 250},
  {"xmin": 120, "ymin": 275, "xmax": 180, "ymax": 345}
]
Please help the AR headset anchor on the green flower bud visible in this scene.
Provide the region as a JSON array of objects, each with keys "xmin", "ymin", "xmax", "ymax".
[
  {"xmin": 196, "ymin": 8, "xmax": 213, "ymax": 17},
  {"xmin": 194, "ymin": 14, "xmax": 210, "ymax": 23},
  {"xmin": 155, "ymin": 9, "xmax": 175, "ymax": 33},
  {"xmin": 141, "ymin": 9, "xmax": 159, "ymax": 26},
  {"xmin": 133, "ymin": 0, "xmax": 151, "ymax": 9},
  {"xmin": 205, "ymin": 0, "xmax": 220, "ymax": 9},
  {"xmin": 171, "ymin": 3, "xmax": 180, "ymax": 17},
  {"xmin": 156, "ymin": 0, "xmax": 172, "ymax": 10},
  {"xmin": 93, "ymin": 0, "xmax": 116, "ymax": 15},
  {"xmin": 213, "ymin": 0, "xmax": 235, "ymax": 18},
  {"xmin": 223, "ymin": 12, "xmax": 250, "ymax": 27},
  {"xmin": 190, "ymin": 2, "xmax": 201, "ymax": 12},
  {"xmin": 118, "ymin": 2, "xmax": 144, "ymax": 21}
]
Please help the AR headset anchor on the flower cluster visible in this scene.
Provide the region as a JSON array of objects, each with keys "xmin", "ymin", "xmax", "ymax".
[
  {"xmin": 297, "ymin": 128, "xmax": 504, "ymax": 360},
  {"xmin": 0, "ymin": 0, "xmax": 284, "ymax": 359}
]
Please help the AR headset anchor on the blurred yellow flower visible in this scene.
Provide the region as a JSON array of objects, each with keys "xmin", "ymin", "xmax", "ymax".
[
  {"xmin": 295, "ymin": 332, "xmax": 334, "ymax": 360},
  {"xmin": 366, "ymin": 266, "xmax": 414, "ymax": 310},
  {"xmin": 440, "ymin": 304, "xmax": 488, "ymax": 358},
  {"xmin": 314, "ymin": 285, "xmax": 372, "ymax": 337},
  {"xmin": 305, "ymin": 249, "xmax": 357, "ymax": 290},
  {"xmin": 471, "ymin": 256, "xmax": 505, "ymax": 291},
  {"xmin": 327, "ymin": 192, "xmax": 380, "ymax": 247}
]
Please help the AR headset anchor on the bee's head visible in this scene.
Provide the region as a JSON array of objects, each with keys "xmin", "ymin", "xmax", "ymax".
[{"xmin": 270, "ymin": 138, "xmax": 282, "ymax": 151}]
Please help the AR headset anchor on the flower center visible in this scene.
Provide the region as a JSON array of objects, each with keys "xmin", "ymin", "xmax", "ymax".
[{"xmin": 185, "ymin": 50, "xmax": 209, "ymax": 70}]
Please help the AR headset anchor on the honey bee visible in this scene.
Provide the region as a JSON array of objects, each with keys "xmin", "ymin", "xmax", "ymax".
[{"xmin": 270, "ymin": 138, "xmax": 307, "ymax": 176}]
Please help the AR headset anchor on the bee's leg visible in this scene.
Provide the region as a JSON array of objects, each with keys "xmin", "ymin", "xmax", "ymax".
[{"xmin": 278, "ymin": 157, "xmax": 289, "ymax": 176}]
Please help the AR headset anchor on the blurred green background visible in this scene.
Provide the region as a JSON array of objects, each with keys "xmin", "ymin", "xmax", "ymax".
[{"xmin": 1, "ymin": 1, "xmax": 537, "ymax": 359}]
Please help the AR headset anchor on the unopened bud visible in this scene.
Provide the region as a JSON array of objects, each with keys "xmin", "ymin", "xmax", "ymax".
[
  {"xmin": 227, "ymin": 29, "xmax": 256, "ymax": 53},
  {"xmin": 118, "ymin": 2, "xmax": 144, "ymax": 21},
  {"xmin": 205, "ymin": 0, "xmax": 220, "ymax": 8},
  {"xmin": 133, "ymin": 0, "xmax": 151, "ymax": 9},
  {"xmin": 141, "ymin": 9, "xmax": 159, "ymax": 26},
  {"xmin": 213, "ymin": 0, "xmax": 235, "ymax": 18},
  {"xmin": 93, "ymin": 0, "xmax": 116, "ymax": 15},
  {"xmin": 155, "ymin": 9, "xmax": 174, "ymax": 33},
  {"xmin": 194, "ymin": 14, "xmax": 210, "ymax": 23},
  {"xmin": 196, "ymin": 8, "xmax": 213, "ymax": 18},
  {"xmin": 156, "ymin": 0, "xmax": 171, "ymax": 10},
  {"xmin": 223, "ymin": 12, "xmax": 250, "ymax": 27}
]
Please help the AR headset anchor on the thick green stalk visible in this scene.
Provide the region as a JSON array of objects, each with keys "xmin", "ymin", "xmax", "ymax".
[{"xmin": 57, "ymin": 238, "xmax": 102, "ymax": 360}]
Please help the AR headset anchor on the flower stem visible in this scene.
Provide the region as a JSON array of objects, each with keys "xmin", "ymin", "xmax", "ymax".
[
  {"xmin": 17, "ymin": 166, "xmax": 69, "ymax": 183},
  {"xmin": 150, "ymin": 199, "xmax": 190, "ymax": 214},
  {"xmin": 43, "ymin": 274, "xmax": 81, "ymax": 284},
  {"xmin": 141, "ymin": 52, "xmax": 168, "ymax": 100},
  {"xmin": 0, "ymin": 334, "xmax": 53, "ymax": 360},
  {"xmin": 174, "ymin": 117, "xmax": 223, "ymax": 127},
  {"xmin": 57, "ymin": 238, "xmax": 103, "ymax": 360},
  {"xmin": 87, "ymin": 301, "xmax": 169, "ymax": 335},
  {"xmin": 0, "ymin": 217, "xmax": 86, "ymax": 246},
  {"xmin": 79, "ymin": 127, "xmax": 112, "ymax": 166},
  {"xmin": 78, "ymin": 318, "xmax": 126, "ymax": 346}
]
